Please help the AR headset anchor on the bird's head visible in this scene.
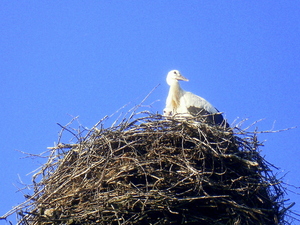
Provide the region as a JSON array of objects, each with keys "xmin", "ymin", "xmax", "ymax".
[
  {"xmin": 166, "ymin": 70, "xmax": 189, "ymax": 86},
  {"xmin": 163, "ymin": 107, "xmax": 173, "ymax": 116}
]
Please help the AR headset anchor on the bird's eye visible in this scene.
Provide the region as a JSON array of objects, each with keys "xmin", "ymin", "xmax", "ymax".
[{"xmin": 173, "ymin": 71, "xmax": 177, "ymax": 74}]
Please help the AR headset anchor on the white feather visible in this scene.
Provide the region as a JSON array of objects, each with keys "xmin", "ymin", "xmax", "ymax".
[{"xmin": 164, "ymin": 70, "xmax": 218, "ymax": 116}]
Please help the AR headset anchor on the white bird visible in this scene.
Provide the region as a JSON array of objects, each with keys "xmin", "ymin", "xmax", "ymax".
[{"xmin": 164, "ymin": 70, "xmax": 228, "ymax": 127}]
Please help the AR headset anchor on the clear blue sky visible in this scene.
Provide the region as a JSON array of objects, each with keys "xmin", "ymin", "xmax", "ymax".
[{"xmin": 1, "ymin": 1, "xmax": 299, "ymax": 223}]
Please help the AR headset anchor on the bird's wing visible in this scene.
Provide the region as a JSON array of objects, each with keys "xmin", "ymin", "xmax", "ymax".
[{"xmin": 182, "ymin": 91, "xmax": 218, "ymax": 114}]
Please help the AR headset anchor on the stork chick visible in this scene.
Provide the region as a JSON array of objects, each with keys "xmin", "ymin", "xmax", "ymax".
[{"xmin": 164, "ymin": 70, "xmax": 228, "ymax": 127}]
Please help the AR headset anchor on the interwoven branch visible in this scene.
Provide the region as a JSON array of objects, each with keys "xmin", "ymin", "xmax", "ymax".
[{"xmin": 2, "ymin": 112, "xmax": 293, "ymax": 225}]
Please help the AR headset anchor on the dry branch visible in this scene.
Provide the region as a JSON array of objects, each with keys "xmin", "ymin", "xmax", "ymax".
[{"xmin": 1, "ymin": 112, "xmax": 296, "ymax": 225}]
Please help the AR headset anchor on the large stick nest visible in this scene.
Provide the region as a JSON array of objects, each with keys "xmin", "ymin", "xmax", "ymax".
[{"xmin": 4, "ymin": 112, "xmax": 294, "ymax": 224}]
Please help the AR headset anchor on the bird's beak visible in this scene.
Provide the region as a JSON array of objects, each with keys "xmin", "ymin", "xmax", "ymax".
[{"xmin": 177, "ymin": 74, "xmax": 189, "ymax": 82}]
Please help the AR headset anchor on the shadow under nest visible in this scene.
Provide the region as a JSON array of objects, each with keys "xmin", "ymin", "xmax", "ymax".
[{"xmin": 16, "ymin": 112, "xmax": 287, "ymax": 225}]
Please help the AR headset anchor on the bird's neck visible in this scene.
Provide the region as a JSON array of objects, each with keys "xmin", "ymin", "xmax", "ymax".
[
  {"xmin": 168, "ymin": 82, "xmax": 183, "ymax": 110},
  {"xmin": 169, "ymin": 82, "xmax": 182, "ymax": 93}
]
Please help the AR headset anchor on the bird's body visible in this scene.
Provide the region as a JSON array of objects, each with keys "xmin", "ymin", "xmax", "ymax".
[{"xmin": 164, "ymin": 70, "xmax": 228, "ymax": 127}]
